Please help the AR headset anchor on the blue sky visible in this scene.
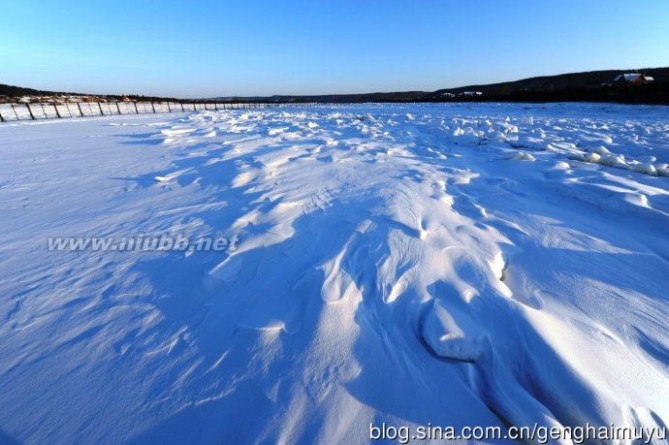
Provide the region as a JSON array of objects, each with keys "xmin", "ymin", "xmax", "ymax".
[{"xmin": 1, "ymin": 0, "xmax": 668, "ymax": 97}]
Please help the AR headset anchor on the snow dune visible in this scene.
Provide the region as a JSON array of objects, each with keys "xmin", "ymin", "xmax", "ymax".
[{"xmin": 0, "ymin": 103, "xmax": 668, "ymax": 444}]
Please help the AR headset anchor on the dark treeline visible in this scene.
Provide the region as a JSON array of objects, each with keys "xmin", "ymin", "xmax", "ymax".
[
  {"xmin": 425, "ymin": 83, "xmax": 669, "ymax": 105},
  {"xmin": 3, "ymin": 67, "xmax": 669, "ymax": 105}
]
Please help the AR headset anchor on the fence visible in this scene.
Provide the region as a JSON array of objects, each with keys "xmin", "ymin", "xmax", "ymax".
[{"xmin": 0, "ymin": 101, "xmax": 279, "ymax": 123}]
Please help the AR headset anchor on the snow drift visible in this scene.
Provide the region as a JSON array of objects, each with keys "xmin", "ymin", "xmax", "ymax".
[{"xmin": 0, "ymin": 103, "xmax": 668, "ymax": 444}]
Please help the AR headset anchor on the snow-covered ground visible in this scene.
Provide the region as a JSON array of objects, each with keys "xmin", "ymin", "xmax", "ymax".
[{"xmin": 1, "ymin": 103, "xmax": 668, "ymax": 444}]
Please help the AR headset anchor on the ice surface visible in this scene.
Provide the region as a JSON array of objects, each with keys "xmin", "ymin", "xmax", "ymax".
[{"xmin": 1, "ymin": 103, "xmax": 668, "ymax": 444}]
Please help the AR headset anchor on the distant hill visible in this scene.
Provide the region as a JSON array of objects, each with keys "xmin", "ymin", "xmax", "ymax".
[
  {"xmin": 430, "ymin": 67, "xmax": 669, "ymax": 95},
  {"xmin": 423, "ymin": 67, "xmax": 669, "ymax": 104},
  {"xmin": 0, "ymin": 83, "xmax": 65, "ymax": 98},
  {"xmin": 214, "ymin": 68, "xmax": 669, "ymax": 104},
  {"xmin": 4, "ymin": 67, "xmax": 669, "ymax": 104},
  {"xmin": 217, "ymin": 91, "xmax": 431, "ymax": 104},
  {"xmin": 0, "ymin": 83, "xmax": 180, "ymax": 103}
]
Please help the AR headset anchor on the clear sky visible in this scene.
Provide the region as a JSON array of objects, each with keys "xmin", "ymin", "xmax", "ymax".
[{"xmin": 1, "ymin": 0, "xmax": 668, "ymax": 98}]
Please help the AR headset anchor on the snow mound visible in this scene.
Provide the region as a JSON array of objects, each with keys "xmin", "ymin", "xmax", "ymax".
[
  {"xmin": 421, "ymin": 299, "xmax": 488, "ymax": 362},
  {"xmin": 508, "ymin": 151, "xmax": 536, "ymax": 161}
]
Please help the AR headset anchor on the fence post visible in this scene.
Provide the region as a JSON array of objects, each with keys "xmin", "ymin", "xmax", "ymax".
[
  {"xmin": 151, "ymin": 102, "xmax": 156, "ymax": 113},
  {"xmin": 180, "ymin": 102, "xmax": 185, "ymax": 112},
  {"xmin": 97, "ymin": 102, "xmax": 104, "ymax": 116},
  {"xmin": 53, "ymin": 103, "xmax": 62, "ymax": 119},
  {"xmin": 0, "ymin": 109, "xmax": 5, "ymax": 123},
  {"xmin": 11, "ymin": 104, "xmax": 19, "ymax": 120},
  {"xmin": 76, "ymin": 102, "xmax": 84, "ymax": 117},
  {"xmin": 115, "ymin": 102, "xmax": 121, "ymax": 114},
  {"xmin": 134, "ymin": 102, "xmax": 139, "ymax": 114},
  {"xmin": 26, "ymin": 103, "xmax": 36, "ymax": 120}
]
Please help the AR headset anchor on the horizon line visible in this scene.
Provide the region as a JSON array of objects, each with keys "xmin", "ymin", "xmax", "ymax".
[{"xmin": 3, "ymin": 65, "xmax": 667, "ymax": 100}]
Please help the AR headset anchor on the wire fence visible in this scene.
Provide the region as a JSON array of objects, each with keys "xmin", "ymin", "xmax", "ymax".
[{"xmin": 0, "ymin": 101, "xmax": 282, "ymax": 123}]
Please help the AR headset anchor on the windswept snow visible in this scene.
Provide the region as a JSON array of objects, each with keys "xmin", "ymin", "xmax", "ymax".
[{"xmin": 1, "ymin": 103, "xmax": 668, "ymax": 444}]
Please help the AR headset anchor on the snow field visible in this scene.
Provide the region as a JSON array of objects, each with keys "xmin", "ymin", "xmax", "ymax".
[{"xmin": 0, "ymin": 103, "xmax": 668, "ymax": 444}]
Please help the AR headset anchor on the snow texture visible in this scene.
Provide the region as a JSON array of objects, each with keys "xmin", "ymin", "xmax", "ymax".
[{"xmin": 1, "ymin": 103, "xmax": 668, "ymax": 444}]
